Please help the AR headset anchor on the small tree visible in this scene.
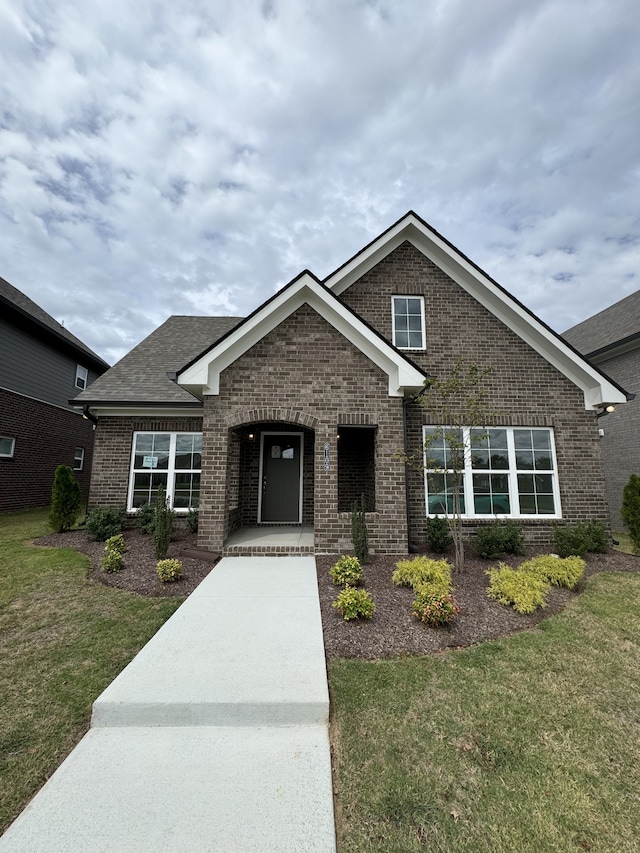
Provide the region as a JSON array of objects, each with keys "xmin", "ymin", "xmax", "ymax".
[
  {"xmin": 153, "ymin": 483, "xmax": 174, "ymax": 559},
  {"xmin": 351, "ymin": 494, "xmax": 369, "ymax": 564},
  {"xmin": 621, "ymin": 473, "xmax": 640, "ymax": 553},
  {"xmin": 48, "ymin": 464, "xmax": 82, "ymax": 532},
  {"xmin": 399, "ymin": 359, "xmax": 494, "ymax": 573}
]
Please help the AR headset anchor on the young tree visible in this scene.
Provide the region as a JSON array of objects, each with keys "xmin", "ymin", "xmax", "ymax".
[
  {"xmin": 48, "ymin": 464, "xmax": 82, "ymax": 532},
  {"xmin": 621, "ymin": 473, "xmax": 640, "ymax": 553},
  {"xmin": 400, "ymin": 359, "xmax": 494, "ymax": 572}
]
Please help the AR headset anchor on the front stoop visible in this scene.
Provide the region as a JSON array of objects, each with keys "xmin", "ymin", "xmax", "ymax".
[{"xmin": 222, "ymin": 543, "xmax": 316, "ymax": 556}]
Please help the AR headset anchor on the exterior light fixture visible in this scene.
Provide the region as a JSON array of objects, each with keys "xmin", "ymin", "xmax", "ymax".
[{"xmin": 606, "ymin": 405, "xmax": 615, "ymax": 413}]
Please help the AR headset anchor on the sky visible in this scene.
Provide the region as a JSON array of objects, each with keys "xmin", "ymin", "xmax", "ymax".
[{"xmin": 1, "ymin": 0, "xmax": 639, "ymax": 366}]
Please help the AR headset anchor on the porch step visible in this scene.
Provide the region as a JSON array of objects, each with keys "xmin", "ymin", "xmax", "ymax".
[{"xmin": 222, "ymin": 543, "xmax": 316, "ymax": 557}]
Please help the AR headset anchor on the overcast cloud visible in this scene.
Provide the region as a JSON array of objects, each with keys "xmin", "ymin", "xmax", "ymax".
[{"xmin": 1, "ymin": 0, "xmax": 638, "ymax": 364}]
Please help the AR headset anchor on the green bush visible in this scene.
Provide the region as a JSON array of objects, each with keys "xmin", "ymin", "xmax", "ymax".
[
  {"xmin": 412, "ymin": 587, "xmax": 460, "ymax": 626},
  {"xmin": 425, "ymin": 515, "xmax": 453, "ymax": 553},
  {"xmin": 186, "ymin": 507, "xmax": 199, "ymax": 534},
  {"xmin": 582, "ymin": 520, "xmax": 609, "ymax": 553},
  {"xmin": 351, "ymin": 495, "xmax": 369, "ymax": 565},
  {"xmin": 101, "ymin": 535, "xmax": 126, "ymax": 574},
  {"xmin": 392, "ymin": 557, "xmax": 452, "ymax": 595},
  {"xmin": 48, "ymin": 465, "xmax": 82, "ymax": 533},
  {"xmin": 552, "ymin": 524, "xmax": 591, "ymax": 557},
  {"xmin": 486, "ymin": 563, "xmax": 550, "ymax": 614},
  {"xmin": 329, "ymin": 555, "xmax": 363, "ymax": 587},
  {"xmin": 153, "ymin": 485, "xmax": 174, "ymax": 559},
  {"xmin": 622, "ymin": 474, "xmax": 640, "ymax": 553},
  {"xmin": 332, "ymin": 587, "xmax": 375, "ymax": 621},
  {"xmin": 86, "ymin": 506, "xmax": 125, "ymax": 541},
  {"xmin": 156, "ymin": 558, "xmax": 183, "ymax": 583},
  {"xmin": 104, "ymin": 534, "xmax": 127, "ymax": 555},
  {"xmin": 475, "ymin": 520, "xmax": 524, "ymax": 559},
  {"xmin": 521, "ymin": 554, "xmax": 585, "ymax": 590},
  {"xmin": 137, "ymin": 502, "xmax": 156, "ymax": 535}
]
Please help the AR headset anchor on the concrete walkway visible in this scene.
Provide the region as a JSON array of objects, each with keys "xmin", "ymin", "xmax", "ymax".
[{"xmin": 0, "ymin": 557, "xmax": 336, "ymax": 852}]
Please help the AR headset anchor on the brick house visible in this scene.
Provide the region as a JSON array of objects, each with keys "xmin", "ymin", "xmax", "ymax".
[
  {"xmin": 563, "ymin": 290, "xmax": 640, "ymax": 529},
  {"xmin": 0, "ymin": 277, "xmax": 109, "ymax": 512},
  {"xmin": 72, "ymin": 212, "xmax": 628, "ymax": 554}
]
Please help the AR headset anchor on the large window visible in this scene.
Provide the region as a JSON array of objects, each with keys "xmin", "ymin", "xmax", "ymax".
[
  {"xmin": 128, "ymin": 432, "xmax": 202, "ymax": 511},
  {"xmin": 392, "ymin": 296, "xmax": 425, "ymax": 350},
  {"xmin": 423, "ymin": 426, "xmax": 560, "ymax": 518}
]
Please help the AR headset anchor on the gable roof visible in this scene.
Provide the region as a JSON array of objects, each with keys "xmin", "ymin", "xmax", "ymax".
[
  {"xmin": 0, "ymin": 275, "xmax": 109, "ymax": 371},
  {"xmin": 177, "ymin": 272, "xmax": 426, "ymax": 398},
  {"xmin": 562, "ymin": 289, "xmax": 640, "ymax": 359},
  {"xmin": 323, "ymin": 211, "xmax": 628, "ymax": 410}
]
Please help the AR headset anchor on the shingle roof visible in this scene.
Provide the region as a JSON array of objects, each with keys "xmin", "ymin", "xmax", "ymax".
[
  {"xmin": 563, "ymin": 289, "xmax": 640, "ymax": 356},
  {"xmin": 73, "ymin": 315, "xmax": 242, "ymax": 405},
  {"xmin": 0, "ymin": 275, "xmax": 109, "ymax": 369}
]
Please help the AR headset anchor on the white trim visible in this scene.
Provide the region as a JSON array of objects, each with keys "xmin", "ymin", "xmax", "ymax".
[
  {"xmin": 391, "ymin": 295, "xmax": 426, "ymax": 350},
  {"xmin": 257, "ymin": 431, "xmax": 304, "ymax": 524},
  {"xmin": 127, "ymin": 430, "xmax": 202, "ymax": 512},
  {"xmin": 80, "ymin": 406, "xmax": 203, "ymax": 418},
  {"xmin": 73, "ymin": 447, "xmax": 85, "ymax": 470},
  {"xmin": 75, "ymin": 365, "xmax": 88, "ymax": 390}
]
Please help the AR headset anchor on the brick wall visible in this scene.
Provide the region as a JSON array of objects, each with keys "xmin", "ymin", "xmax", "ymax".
[{"xmin": 0, "ymin": 387, "xmax": 95, "ymax": 511}]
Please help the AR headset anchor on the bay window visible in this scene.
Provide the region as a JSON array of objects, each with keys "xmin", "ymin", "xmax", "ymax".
[
  {"xmin": 423, "ymin": 426, "xmax": 560, "ymax": 518},
  {"xmin": 128, "ymin": 432, "xmax": 202, "ymax": 511}
]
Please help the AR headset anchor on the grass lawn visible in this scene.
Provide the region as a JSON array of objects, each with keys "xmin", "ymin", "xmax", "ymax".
[
  {"xmin": 329, "ymin": 570, "xmax": 640, "ymax": 852},
  {"xmin": 0, "ymin": 508, "xmax": 182, "ymax": 834}
]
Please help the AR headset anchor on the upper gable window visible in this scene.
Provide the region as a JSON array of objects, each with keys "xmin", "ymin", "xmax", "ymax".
[
  {"xmin": 0, "ymin": 437, "xmax": 15, "ymax": 458},
  {"xmin": 75, "ymin": 365, "xmax": 88, "ymax": 389},
  {"xmin": 392, "ymin": 296, "xmax": 425, "ymax": 350}
]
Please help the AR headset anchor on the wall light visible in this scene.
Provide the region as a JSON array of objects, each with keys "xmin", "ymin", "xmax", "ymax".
[{"xmin": 606, "ymin": 405, "xmax": 616, "ymax": 413}]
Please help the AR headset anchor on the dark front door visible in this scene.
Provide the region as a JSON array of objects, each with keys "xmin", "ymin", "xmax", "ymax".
[{"xmin": 260, "ymin": 434, "xmax": 302, "ymax": 522}]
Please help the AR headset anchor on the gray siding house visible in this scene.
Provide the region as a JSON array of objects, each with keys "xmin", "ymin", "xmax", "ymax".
[
  {"xmin": 72, "ymin": 212, "xmax": 628, "ymax": 555},
  {"xmin": 563, "ymin": 290, "xmax": 640, "ymax": 529},
  {"xmin": 0, "ymin": 277, "xmax": 109, "ymax": 511}
]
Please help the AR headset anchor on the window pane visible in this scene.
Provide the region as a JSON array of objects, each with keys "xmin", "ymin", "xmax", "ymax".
[
  {"xmin": 532, "ymin": 430, "xmax": 551, "ymax": 451},
  {"xmin": 514, "ymin": 429, "xmax": 532, "ymax": 450},
  {"xmin": 395, "ymin": 314, "xmax": 408, "ymax": 331},
  {"xmin": 407, "ymin": 298, "xmax": 422, "ymax": 314},
  {"xmin": 471, "ymin": 448, "xmax": 489, "ymax": 469},
  {"xmin": 518, "ymin": 474, "xmax": 534, "ymax": 493},
  {"xmin": 515, "ymin": 450, "xmax": 534, "ymax": 470},
  {"xmin": 408, "ymin": 314, "xmax": 422, "ymax": 331},
  {"xmin": 519, "ymin": 494, "xmax": 536, "ymax": 514},
  {"xmin": 407, "ymin": 330, "xmax": 423, "ymax": 347},
  {"xmin": 537, "ymin": 494, "xmax": 555, "ymax": 514},
  {"xmin": 533, "ymin": 452, "xmax": 553, "ymax": 470},
  {"xmin": 395, "ymin": 330, "xmax": 409, "ymax": 348}
]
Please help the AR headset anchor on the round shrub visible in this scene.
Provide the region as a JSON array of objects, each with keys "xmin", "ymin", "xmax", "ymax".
[
  {"xmin": 520, "ymin": 554, "xmax": 585, "ymax": 590},
  {"xmin": 332, "ymin": 587, "xmax": 375, "ymax": 621},
  {"xmin": 102, "ymin": 550, "xmax": 124, "ymax": 574},
  {"xmin": 156, "ymin": 558, "xmax": 183, "ymax": 583},
  {"xmin": 475, "ymin": 520, "xmax": 524, "ymax": 559},
  {"xmin": 425, "ymin": 515, "xmax": 453, "ymax": 553},
  {"xmin": 412, "ymin": 588, "xmax": 460, "ymax": 626},
  {"xmin": 105, "ymin": 534, "xmax": 127, "ymax": 555},
  {"xmin": 486, "ymin": 563, "xmax": 550, "ymax": 614},
  {"xmin": 86, "ymin": 506, "xmax": 126, "ymax": 542},
  {"xmin": 392, "ymin": 557, "xmax": 452, "ymax": 595},
  {"xmin": 329, "ymin": 555, "xmax": 363, "ymax": 587}
]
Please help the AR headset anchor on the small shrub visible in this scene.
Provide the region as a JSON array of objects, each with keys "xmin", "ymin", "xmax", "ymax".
[
  {"xmin": 552, "ymin": 524, "xmax": 591, "ymax": 558},
  {"xmin": 486, "ymin": 563, "xmax": 550, "ymax": 614},
  {"xmin": 329, "ymin": 555, "xmax": 363, "ymax": 587},
  {"xmin": 622, "ymin": 474, "xmax": 640, "ymax": 553},
  {"xmin": 521, "ymin": 554, "xmax": 585, "ymax": 590},
  {"xmin": 392, "ymin": 557, "xmax": 452, "ymax": 595},
  {"xmin": 332, "ymin": 587, "xmax": 375, "ymax": 621},
  {"xmin": 582, "ymin": 520, "xmax": 609, "ymax": 553},
  {"xmin": 48, "ymin": 465, "xmax": 82, "ymax": 533},
  {"xmin": 475, "ymin": 520, "xmax": 524, "ymax": 559},
  {"xmin": 137, "ymin": 502, "xmax": 156, "ymax": 535},
  {"xmin": 153, "ymin": 485, "xmax": 174, "ymax": 559},
  {"xmin": 105, "ymin": 534, "xmax": 127, "ymax": 555},
  {"xmin": 425, "ymin": 515, "xmax": 453, "ymax": 553},
  {"xmin": 351, "ymin": 494, "xmax": 369, "ymax": 565},
  {"xmin": 102, "ymin": 550, "xmax": 124, "ymax": 573},
  {"xmin": 412, "ymin": 587, "xmax": 460, "ymax": 626},
  {"xmin": 86, "ymin": 506, "xmax": 126, "ymax": 542},
  {"xmin": 156, "ymin": 558, "xmax": 183, "ymax": 583},
  {"xmin": 186, "ymin": 507, "xmax": 199, "ymax": 534}
]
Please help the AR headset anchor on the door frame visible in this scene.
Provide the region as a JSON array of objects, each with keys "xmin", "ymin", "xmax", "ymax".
[{"xmin": 257, "ymin": 431, "xmax": 304, "ymax": 524}]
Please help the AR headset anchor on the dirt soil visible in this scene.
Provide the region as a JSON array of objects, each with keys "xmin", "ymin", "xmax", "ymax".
[{"xmin": 36, "ymin": 527, "xmax": 640, "ymax": 660}]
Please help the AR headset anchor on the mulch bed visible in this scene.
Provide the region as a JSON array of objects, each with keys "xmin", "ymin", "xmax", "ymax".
[{"xmin": 35, "ymin": 528, "xmax": 640, "ymax": 660}]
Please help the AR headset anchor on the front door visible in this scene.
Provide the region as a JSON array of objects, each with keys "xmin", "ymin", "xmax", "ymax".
[{"xmin": 259, "ymin": 433, "xmax": 302, "ymax": 523}]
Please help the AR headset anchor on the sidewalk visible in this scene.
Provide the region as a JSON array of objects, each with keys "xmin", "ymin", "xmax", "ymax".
[{"xmin": 0, "ymin": 556, "xmax": 336, "ymax": 852}]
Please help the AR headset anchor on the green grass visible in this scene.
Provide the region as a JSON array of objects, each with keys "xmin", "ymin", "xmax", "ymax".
[
  {"xmin": 0, "ymin": 508, "xmax": 182, "ymax": 833},
  {"xmin": 330, "ymin": 570, "xmax": 640, "ymax": 852},
  {"xmin": 613, "ymin": 529, "xmax": 637, "ymax": 555}
]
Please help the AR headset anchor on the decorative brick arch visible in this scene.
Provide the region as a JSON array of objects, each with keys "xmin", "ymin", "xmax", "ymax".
[{"xmin": 224, "ymin": 407, "xmax": 319, "ymax": 431}]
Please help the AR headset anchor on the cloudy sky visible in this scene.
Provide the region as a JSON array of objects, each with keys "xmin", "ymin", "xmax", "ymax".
[{"xmin": 1, "ymin": 0, "xmax": 638, "ymax": 365}]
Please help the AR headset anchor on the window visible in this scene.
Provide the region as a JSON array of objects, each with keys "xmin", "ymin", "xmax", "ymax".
[
  {"xmin": 75, "ymin": 365, "xmax": 88, "ymax": 389},
  {"xmin": 392, "ymin": 296, "xmax": 425, "ymax": 349},
  {"xmin": 73, "ymin": 447, "xmax": 85, "ymax": 470},
  {"xmin": 423, "ymin": 426, "xmax": 560, "ymax": 518},
  {"xmin": 0, "ymin": 436, "xmax": 15, "ymax": 458},
  {"xmin": 128, "ymin": 432, "xmax": 202, "ymax": 511}
]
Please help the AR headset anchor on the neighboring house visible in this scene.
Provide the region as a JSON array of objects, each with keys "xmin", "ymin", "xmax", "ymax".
[
  {"xmin": 563, "ymin": 290, "xmax": 640, "ymax": 529},
  {"xmin": 72, "ymin": 212, "xmax": 628, "ymax": 555},
  {"xmin": 0, "ymin": 277, "xmax": 110, "ymax": 512}
]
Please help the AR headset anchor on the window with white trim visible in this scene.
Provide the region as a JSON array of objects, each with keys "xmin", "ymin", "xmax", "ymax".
[
  {"xmin": 75, "ymin": 365, "xmax": 88, "ymax": 389},
  {"xmin": 423, "ymin": 426, "xmax": 561, "ymax": 518},
  {"xmin": 392, "ymin": 296, "xmax": 425, "ymax": 350},
  {"xmin": 0, "ymin": 436, "xmax": 15, "ymax": 458},
  {"xmin": 73, "ymin": 447, "xmax": 85, "ymax": 470},
  {"xmin": 128, "ymin": 432, "xmax": 202, "ymax": 511}
]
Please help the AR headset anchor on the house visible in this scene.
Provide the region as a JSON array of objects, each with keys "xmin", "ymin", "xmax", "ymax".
[
  {"xmin": 72, "ymin": 212, "xmax": 628, "ymax": 554},
  {"xmin": 0, "ymin": 277, "xmax": 110, "ymax": 512},
  {"xmin": 563, "ymin": 290, "xmax": 640, "ymax": 529}
]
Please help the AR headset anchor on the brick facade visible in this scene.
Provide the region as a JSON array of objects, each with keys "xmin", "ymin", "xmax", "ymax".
[{"xmin": 0, "ymin": 387, "xmax": 96, "ymax": 511}]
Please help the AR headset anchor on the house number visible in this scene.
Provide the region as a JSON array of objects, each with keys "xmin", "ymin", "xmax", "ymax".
[{"xmin": 323, "ymin": 442, "xmax": 330, "ymax": 471}]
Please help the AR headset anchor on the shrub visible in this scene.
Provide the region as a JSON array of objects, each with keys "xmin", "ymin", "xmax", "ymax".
[
  {"xmin": 86, "ymin": 506, "xmax": 126, "ymax": 541},
  {"xmin": 156, "ymin": 558, "xmax": 183, "ymax": 582},
  {"xmin": 412, "ymin": 587, "xmax": 460, "ymax": 626},
  {"xmin": 48, "ymin": 465, "xmax": 82, "ymax": 533},
  {"xmin": 392, "ymin": 557, "xmax": 452, "ymax": 595},
  {"xmin": 102, "ymin": 534, "xmax": 126, "ymax": 574},
  {"xmin": 332, "ymin": 587, "xmax": 375, "ymax": 621},
  {"xmin": 521, "ymin": 554, "xmax": 585, "ymax": 590},
  {"xmin": 552, "ymin": 524, "xmax": 592, "ymax": 558},
  {"xmin": 475, "ymin": 520, "xmax": 524, "ymax": 559},
  {"xmin": 105, "ymin": 534, "xmax": 127, "ymax": 555},
  {"xmin": 186, "ymin": 507, "xmax": 199, "ymax": 534},
  {"xmin": 622, "ymin": 474, "xmax": 640, "ymax": 553},
  {"xmin": 486, "ymin": 564, "xmax": 550, "ymax": 614},
  {"xmin": 351, "ymin": 495, "xmax": 369, "ymax": 565},
  {"xmin": 137, "ymin": 502, "xmax": 156, "ymax": 535},
  {"xmin": 153, "ymin": 485, "xmax": 174, "ymax": 560},
  {"xmin": 329, "ymin": 555, "xmax": 363, "ymax": 587},
  {"xmin": 425, "ymin": 515, "xmax": 452, "ymax": 553},
  {"xmin": 582, "ymin": 520, "xmax": 609, "ymax": 554}
]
